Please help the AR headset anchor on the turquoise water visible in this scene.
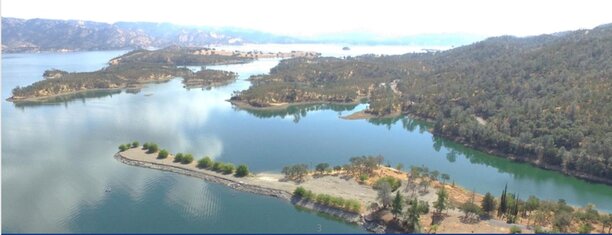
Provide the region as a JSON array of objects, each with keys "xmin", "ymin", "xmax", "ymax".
[{"xmin": 2, "ymin": 50, "xmax": 611, "ymax": 233}]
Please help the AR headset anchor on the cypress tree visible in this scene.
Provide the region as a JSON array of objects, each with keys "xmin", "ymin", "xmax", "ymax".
[{"xmin": 498, "ymin": 184, "xmax": 508, "ymax": 217}]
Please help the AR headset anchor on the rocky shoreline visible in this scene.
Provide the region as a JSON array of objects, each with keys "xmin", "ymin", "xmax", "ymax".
[{"xmin": 113, "ymin": 152, "xmax": 368, "ymax": 231}]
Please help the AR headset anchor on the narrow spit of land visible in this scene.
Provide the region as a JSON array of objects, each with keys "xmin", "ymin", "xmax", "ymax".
[{"xmin": 114, "ymin": 147, "xmax": 556, "ymax": 233}]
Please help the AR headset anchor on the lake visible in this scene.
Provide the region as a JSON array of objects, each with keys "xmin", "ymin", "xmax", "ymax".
[{"xmin": 2, "ymin": 48, "xmax": 611, "ymax": 233}]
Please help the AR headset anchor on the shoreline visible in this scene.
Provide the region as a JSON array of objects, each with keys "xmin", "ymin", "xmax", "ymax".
[
  {"xmin": 113, "ymin": 147, "xmax": 557, "ymax": 233},
  {"xmin": 231, "ymin": 99, "xmax": 612, "ymax": 186},
  {"xmin": 228, "ymin": 98, "xmax": 363, "ymax": 111},
  {"xmin": 114, "ymin": 149, "xmax": 365, "ymax": 226}
]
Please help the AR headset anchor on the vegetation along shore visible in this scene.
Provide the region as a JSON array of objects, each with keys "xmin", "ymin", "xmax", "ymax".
[{"xmin": 116, "ymin": 141, "xmax": 612, "ymax": 233}]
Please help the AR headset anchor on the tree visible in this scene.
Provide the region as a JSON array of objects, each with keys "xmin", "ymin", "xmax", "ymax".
[
  {"xmin": 143, "ymin": 142, "xmax": 150, "ymax": 150},
  {"xmin": 157, "ymin": 149, "xmax": 169, "ymax": 159},
  {"xmin": 601, "ymin": 214, "xmax": 612, "ymax": 233},
  {"xmin": 147, "ymin": 143, "xmax": 158, "ymax": 153},
  {"xmin": 481, "ymin": 192, "xmax": 497, "ymax": 217},
  {"xmin": 181, "ymin": 154, "xmax": 193, "ymax": 164},
  {"xmin": 430, "ymin": 170, "xmax": 440, "ymax": 181},
  {"xmin": 374, "ymin": 176, "xmax": 401, "ymax": 192},
  {"xmin": 391, "ymin": 191, "xmax": 403, "ymax": 218},
  {"xmin": 441, "ymin": 173, "xmax": 450, "ymax": 184},
  {"xmin": 235, "ymin": 164, "xmax": 249, "ymax": 177},
  {"xmin": 578, "ymin": 222, "xmax": 593, "ymax": 234},
  {"xmin": 118, "ymin": 144, "xmax": 128, "ymax": 152},
  {"xmin": 404, "ymin": 198, "xmax": 429, "ymax": 233},
  {"xmin": 333, "ymin": 165, "xmax": 342, "ymax": 171},
  {"xmin": 132, "ymin": 141, "xmax": 139, "ymax": 148},
  {"xmin": 315, "ymin": 163, "xmax": 330, "ymax": 174},
  {"xmin": 433, "ymin": 188, "xmax": 448, "ymax": 215},
  {"xmin": 525, "ymin": 196, "xmax": 540, "ymax": 216},
  {"xmin": 395, "ymin": 163, "xmax": 404, "ymax": 171},
  {"xmin": 197, "ymin": 156, "xmax": 213, "ymax": 169},
  {"xmin": 553, "ymin": 211, "xmax": 573, "ymax": 232},
  {"xmin": 498, "ymin": 184, "xmax": 508, "ymax": 218},
  {"xmin": 281, "ymin": 164, "xmax": 309, "ymax": 182},
  {"xmin": 509, "ymin": 225, "xmax": 522, "ymax": 234},
  {"xmin": 174, "ymin": 153, "xmax": 184, "ymax": 162},
  {"xmin": 376, "ymin": 181, "xmax": 393, "ymax": 208},
  {"xmin": 222, "ymin": 163, "xmax": 235, "ymax": 174},
  {"xmin": 212, "ymin": 162, "xmax": 224, "ymax": 172},
  {"xmin": 293, "ymin": 186, "xmax": 307, "ymax": 197}
]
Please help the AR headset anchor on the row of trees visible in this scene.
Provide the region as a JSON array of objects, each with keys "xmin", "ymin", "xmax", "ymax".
[
  {"xmin": 197, "ymin": 156, "xmax": 249, "ymax": 177},
  {"xmin": 118, "ymin": 141, "xmax": 141, "ymax": 152},
  {"xmin": 293, "ymin": 186, "xmax": 361, "ymax": 213}
]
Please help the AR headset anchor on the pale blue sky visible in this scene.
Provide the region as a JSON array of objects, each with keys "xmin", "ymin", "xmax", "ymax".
[{"xmin": 2, "ymin": 0, "xmax": 612, "ymax": 38}]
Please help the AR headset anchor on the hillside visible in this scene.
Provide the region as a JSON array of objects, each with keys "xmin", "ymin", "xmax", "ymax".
[{"xmin": 231, "ymin": 23, "xmax": 612, "ymax": 184}]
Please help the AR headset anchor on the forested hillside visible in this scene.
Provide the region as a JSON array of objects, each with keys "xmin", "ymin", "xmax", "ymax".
[{"xmin": 232, "ymin": 24, "xmax": 612, "ymax": 183}]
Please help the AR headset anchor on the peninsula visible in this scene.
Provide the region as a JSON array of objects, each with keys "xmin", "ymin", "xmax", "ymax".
[
  {"xmin": 7, "ymin": 46, "xmax": 320, "ymax": 102},
  {"xmin": 115, "ymin": 142, "xmax": 612, "ymax": 234}
]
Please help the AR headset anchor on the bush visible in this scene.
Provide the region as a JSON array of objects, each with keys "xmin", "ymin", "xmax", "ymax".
[
  {"xmin": 147, "ymin": 143, "xmax": 158, "ymax": 153},
  {"xmin": 333, "ymin": 165, "xmax": 342, "ymax": 171},
  {"xmin": 132, "ymin": 141, "xmax": 139, "ymax": 148},
  {"xmin": 359, "ymin": 174, "xmax": 369, "ymax": 182},
  {"xmin": 315, "ymin": 163, "xmax": 330, "ymax": 173},
  {"xmin": 174, "ymin": 153, "xmax": 184, "ymax": 162},
  {"xmin": 294, "ymin": 186, "xmax": 307, "ymax": 197},
  {"xmin": 212, "ymin": 162, "xmax": 224, "ymax": 172},
  {"xmin": 374, "ymin": 176, "xmax": 401, "ymax": 192},
  {"xmin": 197, "ymin": 156, "xmax": 213, "ymax": 169},
  {"xmin": 118, "ymin": 144, "xmax": 128, "ymax": 152},
  {"xmin": 143, "ymin": 142, "xmax": 150, "ymax": 150},
  {"xmin": 235, "ymin": 164, "xmax": 249, "ymax": 177},
  {"xmin": 222, "ymin": 163, "xmax": 235, "ymax": 174},
  {"xmin": 157, "ymin": 149, "xmax": 169, "ymax": 159},
  {"xmin": 509, "ymin": 225, "xmax": 521, "ymax": 234},
  {"xmin": 181, "ymin": 154, "xmax": 194, "ymax": 164}
]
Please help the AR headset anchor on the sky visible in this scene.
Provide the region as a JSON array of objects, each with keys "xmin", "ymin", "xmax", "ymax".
[{"xmin": 2, "ymin": 0, "xmax": 612, "ymax": 38}]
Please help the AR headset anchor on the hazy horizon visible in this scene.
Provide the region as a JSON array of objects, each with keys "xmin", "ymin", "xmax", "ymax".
[{"xmin": 2, "ymin": 0, "xmax": 612, "ymax": 39}]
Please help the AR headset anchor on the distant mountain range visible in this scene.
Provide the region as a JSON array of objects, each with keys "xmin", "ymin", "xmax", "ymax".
[{"xmin": 1, "ymin": 17, "xmax": 483, "ymax": 53}]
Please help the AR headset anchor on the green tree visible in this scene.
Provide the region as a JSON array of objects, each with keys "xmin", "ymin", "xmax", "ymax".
[
  {"xmin": 235, "ymin": 164, "xmax": 249, "ymax": 177},
  {"xmin": 197, "ymin": 156, "xmax": 213, "ymax": 169},
  {"xmin": 433, "ymin": 187, "xmax": 448, "ymax": 215},
  {"xmin": 498, "ymin": 184, "xmax": 508, "ymax": 218},
  {"xmin": 578, "ymin": 222, "xmax": 593, "ymax": 234},
  {"xmin": 281, "ymin": 164, "xmax": 309, "ymax": 182},
  {"xmin": 132, "ymin": 141, "xmax": 139, "ymax": 148},
  {"xmin": 391, "ymin": 191, "xmax": 403, "ymax": 218},
  {"xmin": 404, "ymin": 198, "xmax": 429, "ymax": 233},
  {"xmin": 440, "ymin": 173, "xmax": 450, "ymax": 184},
  {"xmin": 212, "ymin": 162, "xmax": 224, "ymax": 172},
  {"xmin": 374, "ymin": 176, "xmax": 401, "ymax": 192},
  {"xmin": 147, "ymin": 143, "xmax": 158, "ymax": 153},
  {"xmin": 481, "ymin": 192, "xmax": 497, "ymax": 217},
  {"xmin": 157, "ymin": 149, "xmax": 169, "ymax": 159},
  {"xmin": 509, "ymin": 225, "xmax": 522, "ymax": 234},
  {"xmin": 143, "ymin": 142, "xmax": 150, "ymax": 150},
  {"xmin": 333, "ymin": 165, "xmax": 342, "ymax": 171},
  {"xmin": 222, "ymin": 163, "xmax": 235, "ymax": 174},
  {"xmin": 553, "ymin": 211, "xmax": 573, "ymax": 232},
  {"xmin": 600, "ymin": 214, "xmax": 612, "ymax": 233},
  {"xmin": 174, "ymin": 153, "xmax": 184, "ymax": 163},
  {"xmin": 315, "ymin": 163, "xmax": 330, "ymax": 173},
  {"xmin": 293, "ymin": 186, "xmax": 306, "ymax": 197},
  {"xmin": 118, "ymin": 144, "xmax": 128, "ymax": 152},
  {"xmin": 375, "ymin": 181, "xmax": 392, "ymax": 208},
  {"xmin": 181, "ymin": 154, "xmax": 194, "ymax": 164}
]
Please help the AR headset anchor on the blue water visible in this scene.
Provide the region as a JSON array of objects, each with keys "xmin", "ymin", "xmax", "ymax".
[{"xmin": 2, "ymin": 49, "xmax": 611, "ymax": 233}]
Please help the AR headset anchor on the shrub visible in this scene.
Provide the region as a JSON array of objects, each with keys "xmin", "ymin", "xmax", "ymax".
[
  {"xmin": 315, "ymin": 163, "xmax": 330, "ymax": 173},
  {"xmin": 143, "ymin": 142, "xmax": 150, "ymax": 150},
  {"xmin": 118, "ymin": 144, "xmax": 128, "ymax": 152},
  {"xmin": 509, "ymin": 225, "xmax": 521, "ymax": 234},
  {"xmin": 157, "ymin": 149, "xmax": 169, "ymax": 159},
  {"xmin": 235, "ymin": 164, "xmax": 249, "ymax": 177},
  {"xmin": 197, "ymin": 156, "xmax": 213, "ymax": 169},
  {"xmin": 333, "ymin": 165, "xmax": 342, "ymax": 171},
  {"xmin": 359, "ymin": 174, "xmax": 369, "ymax": 182},
  {"xmin": 181, "ymin": 154, "xmax": 194, "ymax": 164},
  {"xmin": 304, "ymin": 190, "xmax": 316, "ymax": 201},
  {"xmin": 147, "ymin": 143, "xmax": 158, "ymax": 153},
  {"xmin": 222, "ymin": 163, "xmax": 235, "ymax": 174},
  {"xmin": 132, "ymin": 141, "xmax": 139, "ymax": 148},
  {"xmin": 212, "ymin": 162, "xmax": 224, "ymax": 172},
  {"xmin": 174, "ymin": 153, "xmax": 184, "ymax": 162},
  {"xmin": 374, "ymin": 176, "xmax": 401, "ymax": 192},
  {"xmin": 294, "ymin": 186, "xmax": 307, "ymax": 197}
]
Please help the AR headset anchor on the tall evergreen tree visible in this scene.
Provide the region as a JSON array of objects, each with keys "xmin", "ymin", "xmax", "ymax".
[{"xmin": 498, "ymin": 184, "xmax": 508, "ymax": 218}]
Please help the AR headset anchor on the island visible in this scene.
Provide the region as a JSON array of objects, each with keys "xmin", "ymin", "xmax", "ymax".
[
  {"xmin": 115, "ymin": 142, "xmax": 612, "ymax": 234},
  {"xmin": 229, "ymin": 24, "xmax": 612, "ymax": 186},
  {"xmin": 7, "ymin": 46, "xmax": 321, "ymax": 102}
]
